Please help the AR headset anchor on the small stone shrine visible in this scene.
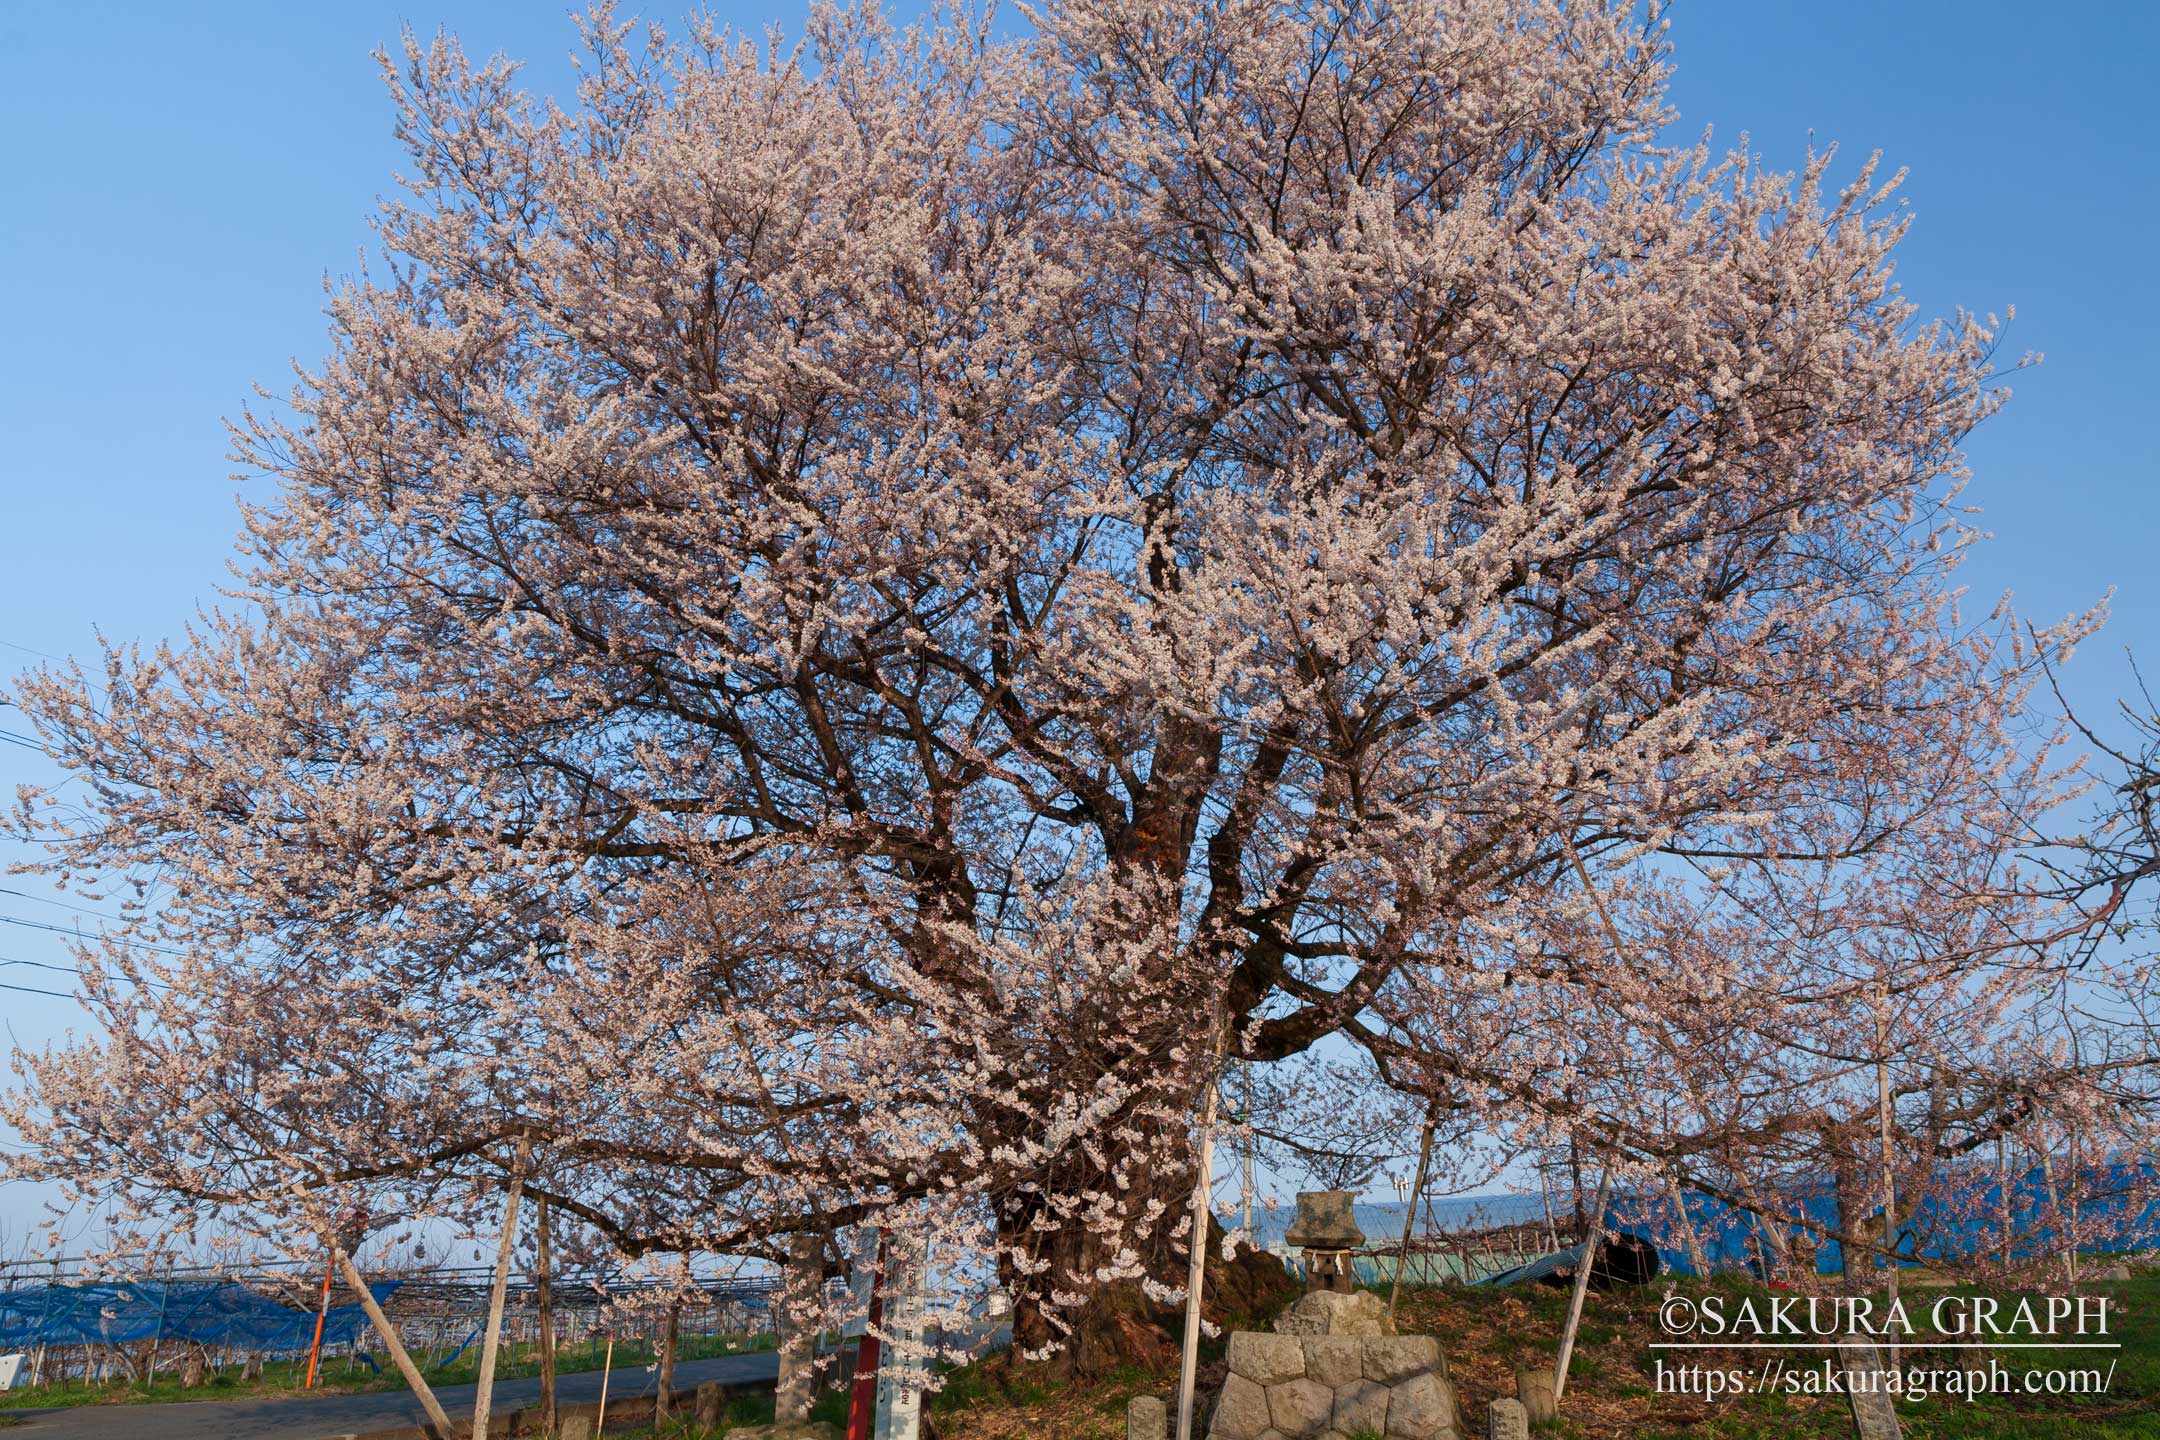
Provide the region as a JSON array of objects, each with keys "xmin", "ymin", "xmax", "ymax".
[{"xmin": 1284, "ymin": 1190, "xmax": 1365, "ymax": 1295}]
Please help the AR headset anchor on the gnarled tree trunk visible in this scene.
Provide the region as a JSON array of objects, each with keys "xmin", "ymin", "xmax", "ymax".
[{"xmin": 999, "ymin": 1168, "xmax": 1296, "ymax": 1377}]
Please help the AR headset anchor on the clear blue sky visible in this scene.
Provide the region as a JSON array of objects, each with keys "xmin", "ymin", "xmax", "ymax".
[{"xmin": 1, "ymin": 2, "xmax": 2154, "ymax": 1237}]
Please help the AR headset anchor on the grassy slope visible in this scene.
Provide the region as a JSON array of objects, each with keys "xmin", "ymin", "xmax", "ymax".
[
  {"xmin": 1393, "ymin": 1268, "xmax": 2159, "ymax": 1440},
  {"xmin": 905, "ymin": 1269, "xmax": 2160, "ymax": 1440},
  {"xmin": 10, "ymin": 1273, "xmax": 2155, "ymax": 1437}
]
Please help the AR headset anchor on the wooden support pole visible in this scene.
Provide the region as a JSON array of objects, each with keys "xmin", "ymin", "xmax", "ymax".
[
  {"xmin": 1875, "ymin": 996, "xmax": 1899, "ymax": 1366},
  {"xmin": 1175, "ymin": 1070, "xmax": 1223, "ymax": 1440},
  {"xmin": 1389, "ymin": 1109, "xmax": 1438, "ymax": 1325},
  {"xmin": 472, "ymin": 1162, "xmax": 527, "ymax": 1439},
  {"xmin": 1552, "ymin": 1168, "xmax": 1613, "ymax": 1403},
  {"xmin": 336, "ymin": 1247, "xmax": 456, "ymax": 1438},
  {"xmin": 596, "ymin": 1336, "xmax": 614, "ymax": 1435},
  {"xmin": 536, "ymin": 1197, "xmax": 557, "ymax": 1438}
]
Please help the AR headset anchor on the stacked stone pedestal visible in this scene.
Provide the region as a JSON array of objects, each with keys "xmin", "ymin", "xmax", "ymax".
[{"xmin": 1208, "ymin": 1332, "xmax": 1457, "ymax": 1440}]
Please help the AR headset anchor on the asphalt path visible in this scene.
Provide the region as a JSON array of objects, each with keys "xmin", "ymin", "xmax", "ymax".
[{"xmin": 3, "ymin": 1349, "xmax": 782, "ymax": 1440}]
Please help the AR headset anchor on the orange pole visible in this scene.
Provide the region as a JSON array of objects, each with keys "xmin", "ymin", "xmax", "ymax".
[
  {"xmin": 845, "ymin": 1229, "xmax": 891, "ymax": 1440},
  {"xmin": 303, "ymin": 1250, "xmax": 335, "ymax": 1388}
]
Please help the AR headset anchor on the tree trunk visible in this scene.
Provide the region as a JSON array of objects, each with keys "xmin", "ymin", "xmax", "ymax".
[
  {"xmin": 1826, "ymin": 1132, "xmax": 1872, "ymax": 1294},
  {"xmin": 776, "ymin": 1234, "xmax": 822, "ymax": 1423},
  {"xmin": 1000, "ymin": 1173, "xmax": 1295, "ymax": 1378},
  {"xmin": 656, "ymin": 1303, "xmax": 680, "ymax": 1421}
]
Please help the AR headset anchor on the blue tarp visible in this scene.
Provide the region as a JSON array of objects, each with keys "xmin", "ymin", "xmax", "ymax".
[
  {"xmin": 1609, "ymin": 1161, "xmax": 2160, "ymax": 1277},
  {"xmin": 0, "ymin": 1280, "xmax": 400, "ymax": 1352},
  {"xmin": 1259, "ymin": 1163, "xmax": 2160, "ymax": 1287}
]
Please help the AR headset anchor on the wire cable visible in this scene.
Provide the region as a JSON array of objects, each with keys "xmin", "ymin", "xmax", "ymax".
[
  {"xmin": 0, "ymin": 913, "xmax": 186, "ymax": 956},
  {"xmin": 0, "ymin": 979, "xmax": 78, "ymax": 1000},
  {"xmin": 0, "ymin": 888, "xmax": 128, "ymax": 923},
  {"xmin": 1, "ymin": 952, "xmax": 174, "ymax": 992}
]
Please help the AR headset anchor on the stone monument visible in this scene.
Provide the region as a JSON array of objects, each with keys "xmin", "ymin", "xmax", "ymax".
[
  {"xmin": 1208, "ymin": 1333, "xmax": 1457, "ymax": 1440},
  {"xmin": 1840, "ymin": 1336, "xmax": 1903, "ymax": 1440},
  {"xmin": 1514, "ymin": 1366, "xmax": 1555, "ymax": 1423}
]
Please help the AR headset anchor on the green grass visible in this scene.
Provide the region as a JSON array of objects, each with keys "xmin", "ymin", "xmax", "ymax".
[
  {"xmin": 609, "ymin": 1392, "xmax": 798, "ymax": 1436},
  {"xmin": 0, "ymin": 1329, "xmax": 777, "ymax": 1411},
  {"xmin": 925, "ymin": 1350, "xmax": 1075, "ymax": 1416},
  {"xmin": 592, "ymin": 1384, "xmax": 852, "ymax": 1437}
]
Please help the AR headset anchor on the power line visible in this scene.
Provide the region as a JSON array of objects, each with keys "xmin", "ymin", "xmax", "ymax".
[
  {"xmin": 0, "ymin": 953, "xmax": 174, "ymax": 994},
  {"xmin": 0, "ymin": 979, "xmax": 77, "ymax": 1001},
  {"xmin": 0, "ymin": 914, "xmax": 186, "ymax": 956},
  {"xmin": 0, "ymin": 728, "xmax": 46, "ymax": 752},
  {"xmin": 0, "ymin": 637, "xmax": 72, "ymax": 667},
  {"xmin": 0, "ymin": 889, "xmax": 129, "ymax": 923},
  {"xmin": 0, "ymin": 637, "xmax": 110, "ymax": 702},
  {"xmin": 0, "ymin": 957, "xmax": 88, "ymax": 978}
]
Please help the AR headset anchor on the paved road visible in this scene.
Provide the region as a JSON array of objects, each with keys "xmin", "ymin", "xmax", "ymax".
[{"xmin": 4, "ymin": 1350, "xmax": 782, "ymax": 1440}]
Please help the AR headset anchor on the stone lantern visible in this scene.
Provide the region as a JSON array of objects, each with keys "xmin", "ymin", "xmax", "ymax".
[{"xmin": 1284, "ymin": 1189, "xmax": 1364, "ymax": 1294}]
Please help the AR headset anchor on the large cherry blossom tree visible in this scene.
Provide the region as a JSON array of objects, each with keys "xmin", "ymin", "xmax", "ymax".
[{"xmin": 4, "ymin": 0, "xmax": 2112, "ymax": 1370}]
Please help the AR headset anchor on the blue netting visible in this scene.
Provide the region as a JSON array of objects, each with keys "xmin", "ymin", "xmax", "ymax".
[{"xmin": 0, "ymin": 1280, "xmax": 400, "ymax": 1352}]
